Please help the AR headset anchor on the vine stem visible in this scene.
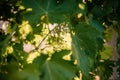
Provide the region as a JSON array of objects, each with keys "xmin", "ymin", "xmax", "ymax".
[{"xmin": 29, "ymin": 24, "xmax": 57, "ymax": 53}]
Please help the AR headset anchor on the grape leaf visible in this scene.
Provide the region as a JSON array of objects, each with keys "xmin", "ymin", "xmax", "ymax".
[
  {"xmin": 10, "ymin": 54, "xmax": 48, "ymax": 80},
  {"xmin": 72, "ymin": 22, "xmax": 101, "ymax": 79},
  {"xmin": 22, "ymin": 0, "xmax": 78, "ymax": 24},
  {"xmin": 34, "ymin": 50, "xmax": 76, "ymax": 80},
  {"xmin": 89, "ymin": 19, "xmax": 105, "ymax": 32},
  {"xmin": 75, "ymin": 22, "xmax": 101, "ymax": 57},
  {"xmin": 11, "ymin": 64, "xmax": 40, "ymax": 80}
]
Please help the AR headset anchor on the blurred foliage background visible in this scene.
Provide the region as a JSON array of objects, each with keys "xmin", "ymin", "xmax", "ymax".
[{"xmin": 0, "ymin": 0, "xmax": 120, "ymax": 80}]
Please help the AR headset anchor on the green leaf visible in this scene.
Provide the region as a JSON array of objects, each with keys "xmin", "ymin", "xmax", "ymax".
[
  {"xmin": 9, "ymin": 54, "xmax": 48, "ymax": 80},
  {"xmin": 89, "ymin": 19, "xmax": 105, "ymax": 32},
  {"xmin": 96, "ymin": 37, "xmax": 104, "ymax": 52},
  {"xmin": 33, "ymin": 53, "xmax": 48, "ymax": 68},
  {"xmin": 72, "ymin": 22, "xmax": 101, "ymax": 79},
  {"xmin": 0, "ymin": 61, "xmax": 19, "ymax": 80},
  {"xmin": 72, "ymin": 35, "xmax": 91, "ymax": 79},
  {"xmin": 22, "ymin": 0, "xmax": 78, "ymax": 24},
  {"xmin": 12, "ymin": 64, "xmax": 40, "ymax": 80},
  {"xmin": 37, "ymin": 50, "xmax": 76, "ymax": 80},
  {"xmin": 75, "ymin": 22, "xmax": 101, "ymax": 57}
]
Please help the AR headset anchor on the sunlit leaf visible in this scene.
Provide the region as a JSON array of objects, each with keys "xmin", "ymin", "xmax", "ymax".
[{"xmin": 100, "ymin": 45, "xmax": 113, "ymax": 59}]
